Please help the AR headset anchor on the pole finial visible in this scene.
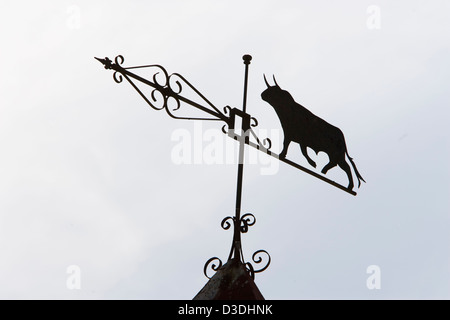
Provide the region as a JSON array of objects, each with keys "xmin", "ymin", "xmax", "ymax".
[{"xmin": 242, "ymin": 54, "xmax": 252, "ymax": 65}]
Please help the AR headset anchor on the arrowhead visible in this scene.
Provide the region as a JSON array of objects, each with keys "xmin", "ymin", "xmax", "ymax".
[{"xmin": 94, "ymin": 56, "xmax": 112, "ymax": 69}]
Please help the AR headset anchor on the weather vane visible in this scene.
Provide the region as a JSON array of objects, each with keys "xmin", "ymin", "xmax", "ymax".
[{"xmin": 95, "ymin": 54, "xmax": 365, "ymax": 299}]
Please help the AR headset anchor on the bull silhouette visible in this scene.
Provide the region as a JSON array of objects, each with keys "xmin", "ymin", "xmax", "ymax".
[{"xmin": 261, "ymin": 75, "xmax": 365, "ymax": 191}]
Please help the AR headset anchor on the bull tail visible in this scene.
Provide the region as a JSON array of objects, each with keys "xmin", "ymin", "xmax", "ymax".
[{"xmin": 345, "ymin": 150, "xmax": 366, "ymax": 188}]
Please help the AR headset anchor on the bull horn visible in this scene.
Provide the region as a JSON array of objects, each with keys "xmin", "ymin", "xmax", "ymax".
[
  {"xmin": 263, "ymin": 74, "xmax": 270, "ymax": 88},
  {"xmin": 273, "ymin": 75, "xmax": 279, "ymax": 87}
]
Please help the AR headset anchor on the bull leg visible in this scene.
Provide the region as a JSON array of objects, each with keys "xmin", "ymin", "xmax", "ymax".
[
  {"xmin": 338, "ymin": 160, "xmax": 354, "ymax": 190},
  {"xmin": 279, "ymin": 139, "xmax": 290, "ymax": 159},
  {"xmin": 300, "ymin": 144, "xmax": 316, "ymax": 168},
  {"xmin": 321, "ymin": 161, "xmax": 336, "ymax": 174}
]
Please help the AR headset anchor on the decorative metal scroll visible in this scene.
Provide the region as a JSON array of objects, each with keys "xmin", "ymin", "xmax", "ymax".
[
  {"xmin": 95, "ymin": 56, "xmax": 227, "ymax": 122},
  {"xmin": 203, "ymin": 213, "xmax": 271, "ymax": 280}
]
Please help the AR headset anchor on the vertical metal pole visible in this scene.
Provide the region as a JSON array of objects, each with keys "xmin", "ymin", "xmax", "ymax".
[
  {"xmin": 230, "ymin": 55, "xmax": 252, "ymax": 262},
  {"xmin": 242, "ymin": 55, "xmax": 252, "ymax": 114}
]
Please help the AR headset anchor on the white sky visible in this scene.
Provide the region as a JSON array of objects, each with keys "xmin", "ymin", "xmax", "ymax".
[{"xmin": 0, "ymin": 0, "xmax": 449, "ymax": 299}]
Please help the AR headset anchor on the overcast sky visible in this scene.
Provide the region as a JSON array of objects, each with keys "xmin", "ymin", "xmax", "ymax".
[{"xmin": 0, "ymin": 0, "xmax": 449, "ymax": 299}]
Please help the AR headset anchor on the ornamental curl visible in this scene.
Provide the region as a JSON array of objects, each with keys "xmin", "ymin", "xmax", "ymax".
[
  {"xmin": 203, "ymin": 257, "xmax": 223, "ymax": 279},
  {"xmin": 245, "ymin": 249, "xmax": 271, "ymax": 279},
  {"xmin": 249, "ymin": 127, "xmax": 272, "ymax": 152},
  {"xmin": 113, "ymin": 71, "xmax": 123, "ymax": 83},
  {"xmin": 112, "ymin": 55, "xmax": 125, "ymax": 83},
  {"xmin": 240, "ymin": 213, "xmax": 256, "ymax": 233},
  {"xmin": 250, "ymin": 117, "xmax": 258, "ymax": 128},
  {"xmin": 262, "ymin": 137, "xmax": 272, "ymax": 151},
  {"xmin": 221, "ymin": 216, "xmax": 235, "ymax": 230},
  {"xmin": 115, "ymin": 55, "xmax": 124, "ymax": 65},
  {"xmin": 221, "ymin": 106, "xmax": 232, "ymax": 134},
  {"xmin": 251, "ymin": 249, "xmax": 271, "ymax": 274}
]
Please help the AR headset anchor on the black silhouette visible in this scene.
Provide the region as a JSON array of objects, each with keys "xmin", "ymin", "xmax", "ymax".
[
  {"xmin": 261, "ymin": 75, "xmax": 365, "ymax": 190},
  {"xmin": 97, "ymin": 54, "xmax": 271, "ymax": 284},
  {"xmin": 97, "ymin": 54, "xmax": 366, "ymax": 300}
]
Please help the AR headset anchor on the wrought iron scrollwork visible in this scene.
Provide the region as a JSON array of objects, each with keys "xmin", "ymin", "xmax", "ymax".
[
  {"xmin": 99, "ymin": 55, "xmax": 228, "ymax": 122},
  {"xmin": 221, "ymin": 106, "xmax": 232, "ymax": 134},
  {"xmin": 245, "ymin": 250, "xmax": 271, "ymax": 280},
  {"xmin": 248, "ymin": 120, "xmax": 272, "ymax": 153},
  {"xmin": 220, "ymin": 213, "xmax": 256, "ymax": 234},
  {"xmin": 240, "ymin": 213, "xmax": 256, "ymax": 233},
  {"xmin": 252, "ymin": 250, "xmax": 271, "ymax": 273},
  {"xmin": 203, "ymin": 212, "xmax": 270, "ymax": 280},
  {"xmin": 203, "ymin": 257, "xmax": 223, "ymax": 279},
  {"xmin": 112, "ymin": 55, "xmax": 125, "ymax": 83},
  {"xmin": 221, "ymin": 216, "xmax": 234, "ymax": 230}
]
